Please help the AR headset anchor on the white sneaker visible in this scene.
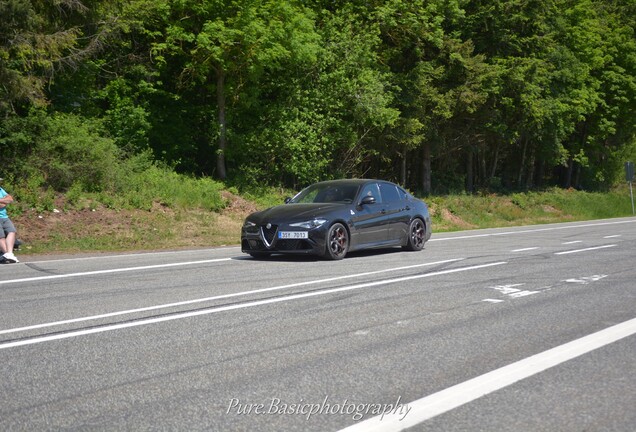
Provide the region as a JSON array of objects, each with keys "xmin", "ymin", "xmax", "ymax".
[{"xmin": 3, "ymin": 252, "xmax": 19, "ymax": 263}]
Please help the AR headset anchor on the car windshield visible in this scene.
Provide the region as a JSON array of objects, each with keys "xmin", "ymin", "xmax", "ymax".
[{"xmin": 290, "ymin": 183, "xmax": 359, "ymax": 204}]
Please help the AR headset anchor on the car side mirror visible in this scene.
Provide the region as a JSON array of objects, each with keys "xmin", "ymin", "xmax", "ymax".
[
  {"xmin": 284, "ymin": 197, "xmax": 292, "ymax": 204},
  {"xmin": 359, "ymin": 196, "xmax": 376, "ymax": 206}
]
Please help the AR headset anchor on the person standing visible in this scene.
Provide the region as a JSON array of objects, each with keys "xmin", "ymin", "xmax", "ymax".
[{"xmin": 0, "ymin": 178, "xmax": 19, "ymax": 263}]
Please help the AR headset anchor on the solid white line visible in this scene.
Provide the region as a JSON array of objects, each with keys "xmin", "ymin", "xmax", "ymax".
[
  {"xmin": 337, "ymin": 317, "xmax": 636, "ymax": 432},
  {"xmin": 554, "ymin": 244, "xmax": 617, "ymax": 255},
  {"xmin": 511, "ymin": 247, "xmax": 539, "ymax": 252},
  {"xmin": 0, "ymin": 259, "xmax": 464, "ymax": 336},
  {"xmin": 24, "ymin": 247, "xmax": 241, "ymax": 265},
  {"xmin": 430, "ymin": 219, "xmax": 636, "ymax": 242},
  {"xmin": 562, "ymin": 241, "xmax": 583, "ymax": 245},
  {"xmin": 0, "ymin": 261, "xmax": 505, "ymax": 349},
  {"xmin": 0, "ymin": 258, "xmax": 234, "ymax": 286}
]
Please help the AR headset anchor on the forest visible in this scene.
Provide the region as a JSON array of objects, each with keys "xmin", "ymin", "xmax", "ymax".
[{"xmin": 1, "ymin": 0, "xmax": 635, "ymax": 196}]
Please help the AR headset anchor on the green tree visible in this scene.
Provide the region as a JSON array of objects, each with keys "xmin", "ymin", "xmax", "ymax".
[
  {"xmin": 152, "ymin": 0, "xmax": 320, "ymax": 180},
  {"xmin": 0, "ymin": 0, "xmax": 114, "ymax": 115}
]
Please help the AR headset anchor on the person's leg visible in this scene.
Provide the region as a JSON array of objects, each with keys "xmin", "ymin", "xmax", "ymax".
[
  {"xmin": 0, "ymin": 220, "xmax": 6, "ymax": 253},
  {"xmin": 1, "ymin": 219, "xmax": 18, "ymax": 262},
  {"xmin": 4, "ymin": 231, "xmax": 15, "ymax": 254}
]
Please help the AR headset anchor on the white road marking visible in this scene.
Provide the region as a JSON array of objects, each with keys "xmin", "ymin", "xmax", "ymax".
[
  {"xmin": 511, "ymin": 247, "xmax": 539, "ymax": 252},
  {"xmin": 508, "ymin": 290, "xmax": 539, "ymax": 298},
  {"xmin": 337, "ymin": 317, "xmax": 636, "ymax": 432},
  {"xmin": 564, "ymin": 275, "xmax": 608, "ymax": 285},
  {"xmin": 482, "ymin": 299, "xmax": 504, "ymax": 303},
  {"xmin": 490, "ymin": 284, "xmax": 525, "ymax": 295},
  {"xmin": 489, "ymin": 284, "xmax": 538, "ymax": 299},
  {"xmin": 0, "ymin": 258, "xmax": 234, "ymax": 286},
  {"xmin": 24, "ymin": 247, "xmax": 241, "ymax": 265},
  {"xmin": 562, "ymin": 241, "xmax": 583, "ymax": 245},
  {"xmin": 603, "ymin": 235, "xmax": 621, "ymax": 238},
  {"xmin": 554, "ymin": 244, "xmax": 617, "ymax": 255},
  {"xmin": 0, "ymin": 259, "xmax": 464, "ymax": 336},
  {"xmin": 0, "ymin": 261, "xmax": 505, "ymax": 349}
]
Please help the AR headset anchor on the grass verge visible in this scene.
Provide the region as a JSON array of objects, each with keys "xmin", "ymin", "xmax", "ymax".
[{"xmin": 10, "ymin": 185, "xmax": 636, "ymax": 256}]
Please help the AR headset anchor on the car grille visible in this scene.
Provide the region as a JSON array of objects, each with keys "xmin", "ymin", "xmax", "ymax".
[
  {"xmin": 260, "ymin": 225, "xmax": 278, "ymax": 247},
  {"xmin": 276, "ymin": 239, "xmax": 312, "ymax": 251}
]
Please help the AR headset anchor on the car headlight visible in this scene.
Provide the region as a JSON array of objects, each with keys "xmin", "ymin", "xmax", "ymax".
[
  {"xmin": 290, "ymin": 219, "xmax": 327, "ymax": 229},
  {"xmin": 243, "ymin": 220, "xmax": 256, "ymax": 229}
]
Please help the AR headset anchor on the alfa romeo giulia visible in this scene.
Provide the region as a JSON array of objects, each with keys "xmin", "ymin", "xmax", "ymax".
[{"xmin": 241, "ymin": 179, "xmax": 431, "ymax": 260}]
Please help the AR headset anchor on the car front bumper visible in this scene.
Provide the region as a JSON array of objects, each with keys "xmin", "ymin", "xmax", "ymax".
[{"xmin": 241, "ymin": 224, "xmax": 327, "ymax": 256}]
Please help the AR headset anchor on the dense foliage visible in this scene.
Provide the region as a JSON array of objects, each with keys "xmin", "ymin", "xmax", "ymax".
[{"xmin": 1, "ymin": 0, "xmax": 635, "ymax": 195}]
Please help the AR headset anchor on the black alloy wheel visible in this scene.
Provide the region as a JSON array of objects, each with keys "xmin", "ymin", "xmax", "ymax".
[
  {"xmin": 404, "ymin": 218, "xmax": 425, "ymax": 251},
  {"xmin": 324, "ymin": 223, "xmax": 349, "ymax": 260}
]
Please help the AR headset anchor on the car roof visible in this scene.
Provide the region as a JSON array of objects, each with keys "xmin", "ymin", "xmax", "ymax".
[{"xmin": 313, "ymin": 179, "xmax": 391, "ymax": 187}]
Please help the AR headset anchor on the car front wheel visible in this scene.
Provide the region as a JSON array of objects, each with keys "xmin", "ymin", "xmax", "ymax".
[{"xmin": 324, "ymin": 223, "xmax": 349, "ymax": 260}]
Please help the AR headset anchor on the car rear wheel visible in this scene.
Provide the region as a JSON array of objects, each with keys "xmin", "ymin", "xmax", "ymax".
[
  {"xmin": 324, "ymin": 223, "xmax": 349, "ymax": 260},
  {"xmin": 403, "ymin": 218, "xmax": 426, "ymax": 251}
]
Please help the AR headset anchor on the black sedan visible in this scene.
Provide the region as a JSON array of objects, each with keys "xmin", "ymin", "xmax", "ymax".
[{"xmin": 241, "ymin": 179, "xmax": 431, "ymax": 260}]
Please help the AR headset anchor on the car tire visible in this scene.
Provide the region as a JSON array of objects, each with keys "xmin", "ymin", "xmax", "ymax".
[
  {"xmin": 324, "ymin": 223, "xmax": 349, "ymax": 260},
  {"xmin": 403, "ymin": 218, "xmax": 426, "ymax": 251}
]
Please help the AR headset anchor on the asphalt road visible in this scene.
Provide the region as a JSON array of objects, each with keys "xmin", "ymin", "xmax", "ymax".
[{"xmin": 1, "ymin": 217, "xmax": 635, "ymax": 431}]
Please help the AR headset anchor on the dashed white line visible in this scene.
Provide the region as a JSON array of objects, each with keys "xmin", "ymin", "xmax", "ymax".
[
  {"xmin": 511, "ymin": 247, "xmax": 539, "ymax": 252},
  {"xmin": 337, "ymin": 317, "xmax": 636, "ymax": 432},
  {"xmin": 555, "ymin": 244, "xmax": 617, "ymax": 255},
  {"xmin": 603, "ymin": 235, "xmax": 621, "ymax": 239},
  {"xmin": 562, "ymin": 241, "xmax": 583, "ymax": 245},
  {"xmin": 482, "ymin": 299, "xmax": 504, "ymax": 303}
]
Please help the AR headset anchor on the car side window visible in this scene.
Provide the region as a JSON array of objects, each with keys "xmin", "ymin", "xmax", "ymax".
[
  {"xmin": 359, "ymin": 183, "xmax": 382, "ymax": 204},
  {"xmin": 379, "ymin": 183, "xmax": 401, "ymax": 203}
]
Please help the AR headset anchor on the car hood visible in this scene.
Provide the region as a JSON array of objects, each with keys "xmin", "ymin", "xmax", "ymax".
[{"xmin": 249, "ymin": 203, "xmax": 344, "ymax": 224}]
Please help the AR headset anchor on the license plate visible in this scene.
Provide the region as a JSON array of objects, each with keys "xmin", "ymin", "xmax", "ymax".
[{"xmin": 278, "ymin": 231, "xmax": 308, "ymax": 239}]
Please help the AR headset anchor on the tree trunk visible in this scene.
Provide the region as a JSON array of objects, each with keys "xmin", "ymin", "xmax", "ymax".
[
  {"xmin": 489, "ymin": 142, "xmax": 499, "ymax": 188},
  {"xmin": 479, "ymin": 145, "xmax": 487, "ymax": 189},
  {"xmin": 466, "ymin": 148, "xmax": 474, "ymax": 193},
  {"xmin": 535, "ymin": 161, "xmax": 545, "ymax": 188},
  {"xmin": 422, "ymin": 143, "xmax": 432, "ymax": 195},
  {"xmin": 216, "ymin": 69, "xmax": 227, "ymax": 180},
  {"xmin": 564, "ymin": 158, "xmax": 574, "ymax": 188},
  {"xmin": 517, "ymin": 138, "xmax": 527, "ymax": 188},
  {"xmin": 525, "ymin": 149, "xmax": 535, "ymax": 190},
  {"xmin": 574, "ymin": 162, "xmax": 581, "ymax": 189},
  {"xmin": 401, "ymin": 146, "xmax": 407, "ymax": 186}
]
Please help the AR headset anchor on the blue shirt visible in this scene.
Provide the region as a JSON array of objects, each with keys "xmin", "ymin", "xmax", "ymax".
[{"xmin": 0, "ymin": 188, "xmax": 8, "ymax": 219}]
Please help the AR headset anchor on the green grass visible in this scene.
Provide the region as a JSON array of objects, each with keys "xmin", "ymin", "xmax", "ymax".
[{"xmin": 427, "ymin": 186, "xmax": 634, "ymax": 232}]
